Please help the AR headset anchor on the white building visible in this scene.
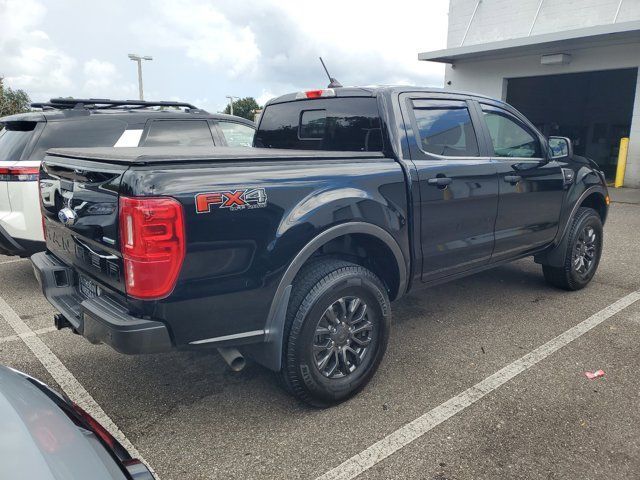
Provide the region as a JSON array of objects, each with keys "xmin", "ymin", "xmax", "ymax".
[{"xmin": 419, "ymin": 0, "xmax": 640, "ymax": 187}]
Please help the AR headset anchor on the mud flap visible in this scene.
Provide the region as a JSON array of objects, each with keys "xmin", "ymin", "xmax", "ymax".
[
  {"xmin": 240, "ymin": 285, "xmax": 292, "ymax": 372},
  {"xmin": 534, "ymin": 232, "xmax": 570, "ymax": 268}
]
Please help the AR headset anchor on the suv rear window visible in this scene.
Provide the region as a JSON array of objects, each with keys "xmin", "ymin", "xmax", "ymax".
[
  {"xmin": 30, "ymin": 118, "xmax": 127, "ymax": 160},
  {"xmin": 144, "ymin": 120, "xmax": 214, "ymax": 147},
  {"xmin": 217, "ymin": 121, "xmax": 255, "ymax": 147},
  {"xmin": 255, "ymin": 97, "xmax": 383, "ymax": 151},
  {"xmin": 0, "ymin": 121, "xmax": 37, "ymax": 162}
]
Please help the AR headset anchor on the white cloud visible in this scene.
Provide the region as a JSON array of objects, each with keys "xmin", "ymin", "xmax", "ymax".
[
  {"xmin": 135, "ymin": 0, "xmax": 447, "ymax": 96},
  {"xmin": 256, "ymin": 90, "xmax": 277, "ymax": 107},
  {"xmin": 81, "ymin": 59, "xmax": 136, "ymax": 98},
  {"xmin": 0, "ymin": 0, "xmax": 448, "ymax": 106},
  {"xmin": 0, "ymin": 0, "xmax": 76, "ymax": 97},
  {"xmin": 135, "ymin": 0, "xmax": 260, "ymax": 78}
]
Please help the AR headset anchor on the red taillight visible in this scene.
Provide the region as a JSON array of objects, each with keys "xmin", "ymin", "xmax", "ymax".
[
  {"xmin": 119, "ymin": 196, "xmax": 185, "ymax": 300},
  {"xmin": 305, "ymin": 89, "xmax": 324, "ymax": 98},
  {"xmin": 295, "ymin": 89, "xmax": 336, "ymax": 99},
  {"xmin": 0, "ymin": 166, "xmax": 39, "ymax": 181},
  {"xmin": 71, "ymin": 402, "xmax": 116, "ymax": 449}
]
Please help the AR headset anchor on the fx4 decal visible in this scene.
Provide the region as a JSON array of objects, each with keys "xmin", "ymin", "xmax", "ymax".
[{"xmin": 195, "ymin": 188, "xmax": 268, "ymax": 213}]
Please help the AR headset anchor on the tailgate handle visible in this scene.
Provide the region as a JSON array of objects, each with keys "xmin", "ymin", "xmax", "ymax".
[
  {"xmin": 504, "ymin": 175, "xmax": 522, "ymax": 184},
  {"xmin": 427, "ymin": 177, "xmax": 452, "ymax": 187},
  {"xmin": 74, "ymin": 238, "xmax": 118, "ymax": 260}
]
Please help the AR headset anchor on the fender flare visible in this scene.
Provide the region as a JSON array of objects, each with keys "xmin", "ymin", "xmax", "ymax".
[
  {"xmin": 534, "ymin": 185, "xmax": 607, "ymax": 267},
  {"xmin": 241, "ymin": 222, "xmax": 408, "ymax": 371}
]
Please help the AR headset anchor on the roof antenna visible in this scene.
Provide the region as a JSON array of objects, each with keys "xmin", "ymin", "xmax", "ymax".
[{"xmin": 319, "ymin": 57, "xmax": 343, "ymax": 88}]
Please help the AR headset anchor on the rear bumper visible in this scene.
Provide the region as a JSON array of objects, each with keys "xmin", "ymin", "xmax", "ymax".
[
  {"xmin": 0, "ymin": 224, "xmax": 45, "ymax": 257},
  {"xmin": 30, "ymin": 251, "xmax": 173, "ymax": 355}
]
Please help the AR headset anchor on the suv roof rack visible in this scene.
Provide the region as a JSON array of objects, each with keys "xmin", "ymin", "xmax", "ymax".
[{"xmin": 31, "ymin": 98, "xmax": 200, "ymax": 111}]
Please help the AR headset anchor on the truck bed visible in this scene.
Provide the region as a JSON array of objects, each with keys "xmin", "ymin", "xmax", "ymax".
[{"xmin": 46, "ymin": 146, "xmax": 385, "ymax": 165}]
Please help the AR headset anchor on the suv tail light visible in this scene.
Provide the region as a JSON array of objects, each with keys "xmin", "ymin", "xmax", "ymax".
[
  {"xmin": 119, "ymin": 196, "xmax": 185, "ymax": 300},
  {"xmin": 0, "ymin": 166, "xmax": 39, "ymax": 181}
]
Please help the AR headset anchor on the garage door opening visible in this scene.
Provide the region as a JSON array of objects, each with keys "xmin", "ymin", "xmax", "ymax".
[{"xmin": 506, "ymin": 68, "xmax": 638, "ymax": 180}]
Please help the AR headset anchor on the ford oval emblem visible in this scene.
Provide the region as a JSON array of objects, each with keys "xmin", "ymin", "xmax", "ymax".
[{"xmin": 58, "ymin": 207, "xmax": 78, "ymax": 226}]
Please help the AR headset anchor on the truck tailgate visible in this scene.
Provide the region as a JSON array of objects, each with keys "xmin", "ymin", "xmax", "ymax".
[{"xmin": 40, "ymin": 158, "xmax": 127, "ymax": 295}]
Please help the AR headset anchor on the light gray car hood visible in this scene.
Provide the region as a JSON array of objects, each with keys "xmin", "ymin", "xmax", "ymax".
[{"xmin": 0, "ymin": 365, "xmax": 126, "ymax": 480}]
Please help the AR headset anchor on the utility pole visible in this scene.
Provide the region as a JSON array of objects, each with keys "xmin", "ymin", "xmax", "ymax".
[
  {"xmin": 226, "ymin": 95, "xmax": 239, "ymax": 116},
  {"xmin": 128, "ymin": 54, "xmax": 153, "ymax": 100}
]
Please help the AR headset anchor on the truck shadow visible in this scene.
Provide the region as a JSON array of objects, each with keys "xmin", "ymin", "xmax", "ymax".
[{"xmin": 72, "ymin": 259, "xmax": 551, "ymax": 422}]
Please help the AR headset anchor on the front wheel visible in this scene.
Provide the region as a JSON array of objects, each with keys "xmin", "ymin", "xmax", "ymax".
[
  {"xmin": 281, "ymin": 259, "xmax": 391, "ymax": 407},
  {"xmin": 542, "ymin": 207, "xmax": 603, "ymax": 291}
]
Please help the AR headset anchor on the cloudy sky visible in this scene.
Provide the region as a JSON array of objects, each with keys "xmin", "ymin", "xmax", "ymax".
[{"xmin": 0, "ymin": 0, "xmax": 449, "ymax": 112}]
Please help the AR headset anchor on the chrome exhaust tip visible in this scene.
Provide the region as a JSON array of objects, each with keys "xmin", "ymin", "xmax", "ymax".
[{"xmin": 217, "ymin": 347, "xmax": 246, "ymax": 372}]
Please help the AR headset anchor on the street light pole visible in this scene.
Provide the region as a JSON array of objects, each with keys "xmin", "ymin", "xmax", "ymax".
[
  {"xmin": 128, "ymin": 54, "xmax": 153, "ymax": 100},
  {"xmin": 226, "ymin": 95, "xmax": 239, "ymax": 116}
]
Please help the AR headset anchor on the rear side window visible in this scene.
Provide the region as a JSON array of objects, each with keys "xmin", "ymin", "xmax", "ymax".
[
  {"xmin": 144, "ymin": 120, "xmax": 214, "ymax": 147},
  {"xmin": 0, "ymin": 121, "xmax": 37, "ymax": 161},
  {"xmin": 255, "ymin": 97, "xmax": 383, "ymax": 151},
  {"xmin": 30, "ymin": 118, "xmax": 127, "ymax": 160},
  {"xmin": 218, "ymin": 121, "xmax": 255, "ymax": 147},
  {"xmin": 411, "ymin": 100, "xmax": 479, "ymax": 157}
]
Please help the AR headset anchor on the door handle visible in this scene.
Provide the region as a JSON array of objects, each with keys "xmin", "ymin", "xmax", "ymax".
[
  {"xmin": 427, "ymin": 177, "xmax": 453, "ymax": 187},
  {"xmin": 504, "ymin": 175, "xmax": 522, "ymax": 184}
]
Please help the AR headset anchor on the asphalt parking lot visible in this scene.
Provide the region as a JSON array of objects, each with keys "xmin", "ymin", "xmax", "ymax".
[{"xmin": 1, "ymin": 192, "xmax": 639, "ymax": 480}]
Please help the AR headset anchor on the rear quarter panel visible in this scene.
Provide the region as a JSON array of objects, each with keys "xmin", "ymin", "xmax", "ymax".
[{"xmin": 124, "ymin": 157, "xmax": 409, "ymax": 345}]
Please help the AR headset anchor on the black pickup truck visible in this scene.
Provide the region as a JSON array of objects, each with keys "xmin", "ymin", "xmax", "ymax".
[{"xmin": 32, "ymin": 86, "xmax": 609, "ymax": 406}]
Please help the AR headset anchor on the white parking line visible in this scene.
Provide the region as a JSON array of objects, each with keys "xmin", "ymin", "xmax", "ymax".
[
  {"xmin": 0, "ymin": 296, "xmax": 157, "ymax": 478},
  {"xmin": 0, "ymin": 325, "xmax": 57, "ymax": 344},
  {"xmin": 0, "ymin": 258, "xmax": 29, "ymax": 265},
  {"xmin": 315, "ymin": 290, "xmax": 640, "ymax": 480}
]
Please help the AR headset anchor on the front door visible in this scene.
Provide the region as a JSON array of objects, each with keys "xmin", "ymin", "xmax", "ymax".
[
  {"xmin": 476, "ymin": 102, "xmax": 565, "ymax": 261},
  {"xmin": 400, "ymin": 94, "xmax": 499, "ymax": 283}
]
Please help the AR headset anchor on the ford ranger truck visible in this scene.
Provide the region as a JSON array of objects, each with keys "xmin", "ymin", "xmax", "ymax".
[{"xmin": 31, "ymin": 87, "xmax": 609, "ymax": 407}]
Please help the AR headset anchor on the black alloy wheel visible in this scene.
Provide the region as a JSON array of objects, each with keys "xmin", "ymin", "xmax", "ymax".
[{"xmin": 313, "ymin": 296, "xmax": 374, "ymax": 379}]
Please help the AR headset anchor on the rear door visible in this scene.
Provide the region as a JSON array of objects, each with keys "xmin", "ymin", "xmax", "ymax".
[
  {"xmin": 475, "ymin": 102, "xmax": 565, "ymax": 260},
  {"xmin": 399, "ymin": 94, "xmax": 499, "ymax": 282}
]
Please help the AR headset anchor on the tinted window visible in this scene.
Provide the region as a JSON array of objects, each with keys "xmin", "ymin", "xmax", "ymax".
[
  {"xmin": 144, "ymin": 120, "xmax": 214, "ymax": 147},
  {"xmin": 411, "ymin": 100, "xmax": 479, "ymax": 157},
  {"xmin": 299, "ymin": 110, "xmax": 326, "ymax": 139},
  {"xmin": 0, "ymin": 122, "xmax": 37, "ymax": 161},
  {"xmin": 218, "ymin": 121, "xmax": 255, "ymax": 147},
  {"xmin": 255, "ymin": 97, "xmax": 383, "ymax": 151},
  {"xmin": 482, "ymin": 106, "xmax": 541, "ymax": 158},
  {"xmin": 30, "ymin": 118, "xmax": 127, "ymax": 159}
]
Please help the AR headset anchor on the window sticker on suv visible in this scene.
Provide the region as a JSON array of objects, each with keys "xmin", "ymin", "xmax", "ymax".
[{"xmin": 114, "ymin": 129, "xmax": 143, "ymax": 147}]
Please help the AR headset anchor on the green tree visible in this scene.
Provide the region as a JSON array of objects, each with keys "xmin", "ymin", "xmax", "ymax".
[
  {"xmin": 224, "ymin": 97, "xmax": 261, "ymax": 121},
  {"xmin": 0, "ymin": 78, "xmax": 31, "ymax": 117}
]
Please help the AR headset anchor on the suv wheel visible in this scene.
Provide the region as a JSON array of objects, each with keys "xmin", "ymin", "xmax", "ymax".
[
  {"xmin": 281, "ymin": 259, "xmax": 390, "ymax": 407},
  {"xmin": 542, "ymin": 207, "xmax": 603, "ymax": 291}
]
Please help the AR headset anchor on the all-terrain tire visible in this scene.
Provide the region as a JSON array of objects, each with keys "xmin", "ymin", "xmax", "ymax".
[
  {"xmin": 542, "ymin": 207, "xmax": 603, "ymax": 291},
  {"xmin": 281, "ymin": 259, "xmax": 390, "ymax": 408}
]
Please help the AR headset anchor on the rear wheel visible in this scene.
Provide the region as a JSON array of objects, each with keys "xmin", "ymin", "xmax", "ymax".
[
  {"xmin": 542, "ymin": 207, "xmax": 603, "ymax": 291},
  {"xmin": 281, "ymin": 259, "xmax": 390, "ymax": 407}
]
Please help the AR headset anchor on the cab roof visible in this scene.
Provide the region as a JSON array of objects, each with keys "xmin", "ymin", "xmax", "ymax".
[{"xmin": 266, "ymin": 85, "xmax": 495, "ymax": 105}]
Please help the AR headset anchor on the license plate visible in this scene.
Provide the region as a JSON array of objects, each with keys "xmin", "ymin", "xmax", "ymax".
[{"xmin": 78, "ymin": 275, "xmax": 100, "ymax": 299}]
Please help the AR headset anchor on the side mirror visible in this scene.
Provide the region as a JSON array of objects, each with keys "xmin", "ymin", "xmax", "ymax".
[{"xmin": 548, "ymin": 136, "xmax": 573, "ymax": 160}]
